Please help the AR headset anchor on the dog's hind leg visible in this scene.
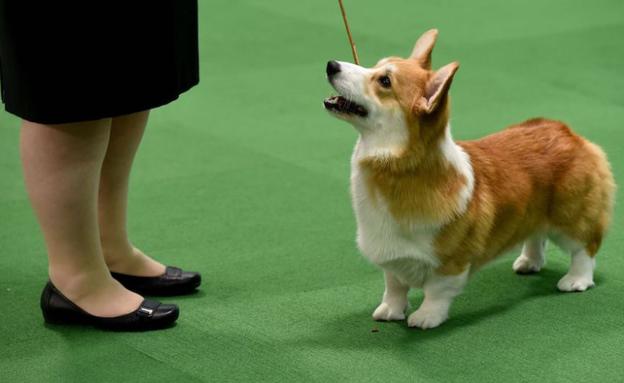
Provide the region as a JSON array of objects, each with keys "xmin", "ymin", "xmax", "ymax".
[
  {"xmin": 548, "ymin": 232, "xmax": 596, "ymax": 292},
  {"xmin": 513, "ymin": 234, "xmax": 547, "ymax": 274},
  {"xmin": 546, "ymin": 141, "xmax": 613, "ymax": 292},
  {"xmin": 557, "ymin": 249, "xmax": 595, "ymax": 292},
  {"xmin": 372, "ymin": 271, "xmax": 409, "ymax": 321}
]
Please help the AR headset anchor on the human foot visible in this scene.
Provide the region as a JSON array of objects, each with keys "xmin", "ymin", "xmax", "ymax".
[
  {"xmin": 41, "ymin": 282, "xmax": 179, "ymax": 330},
  {"xmin": 49, "ymin": 273, "xmax": 143, "ymax": 318},
  {"xmin": 111, "ymin": 266, "xmax": 202, "ymax": 296},
  {"xmin": 104, "ymin": 246, "xmax": 166, "ymax": 277}
]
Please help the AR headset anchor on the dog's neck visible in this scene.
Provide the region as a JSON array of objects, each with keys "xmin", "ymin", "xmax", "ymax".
[
  {"xmin": 355, "ymin": 123, "xmax": 475, "ymax": 222},
  {"xmin": 356, "ymin": 122, "xmax": 467, "ymax": 172},
  {"xmin": 353, "ymin": 111, "xmax": 410, "ymax": 160}
]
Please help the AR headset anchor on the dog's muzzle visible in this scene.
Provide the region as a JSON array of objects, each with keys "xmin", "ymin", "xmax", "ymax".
[{"xmin": 324, "ymin": 60, "xmax": 368, "ymax": 117}]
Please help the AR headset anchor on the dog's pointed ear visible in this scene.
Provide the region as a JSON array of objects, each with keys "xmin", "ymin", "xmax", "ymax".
[
  {"xmin": 409, "ymin": 29, "xmax": 438, "ymax": 69},
  {"xmin": 419, "ymin": 61, "xmax": 459, "ymax": 114}
]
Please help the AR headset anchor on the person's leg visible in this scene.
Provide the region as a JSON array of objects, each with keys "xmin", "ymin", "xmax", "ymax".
[
  {"xmin": 21, "ymin": 119, "xmax": 143, "ymax": 317},
  {"xmin": 98, "ymin": 111, "xmax": 166, "ymax": 276}
]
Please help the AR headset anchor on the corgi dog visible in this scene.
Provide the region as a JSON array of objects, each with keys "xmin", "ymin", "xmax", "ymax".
[{"xmin": 324, "ymin": 29, "xmax": 615, "ymax": 329}]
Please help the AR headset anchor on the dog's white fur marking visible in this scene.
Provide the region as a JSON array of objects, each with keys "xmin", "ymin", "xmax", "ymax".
[
  {"xmin": 439, "ymin": 126, "xmax": 474, "ymax": 216},
  {"xmin": 351, "ymin": 158, "xmax": 442, "ymax": 266},
  {"xmin": 513, "ymin": 234, "xmax": 547, "ymax": 273},
  {"xmin": 557, "ymin": 250, "xmax": 595, "ymax": 291},
  {"xmin": 548, "ymin": 232, "xmax": 596, "ymax": 291},
  {"xmin": 372, "ymin": 271, "xmax": 409, "ymax": 321},
  {"xmin": 407, "ymin": 268, "xmax": 469, "ymax": 329},
  {"xmin": 329, "ymin": 61, "xmax": 371, "ymax": 108},
  {"xmin": 513, "ymin": 232, "xmax": 595, "ymax": 291},
  {"xmin": 355, "ymin": 111, "xmax": 410, "ymax": 159}
]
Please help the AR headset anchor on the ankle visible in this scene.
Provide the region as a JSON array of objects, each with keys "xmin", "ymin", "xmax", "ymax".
[
  {"xmin": 103, "ymin": 246, "xmax": 166, "ymax": 276},
  {"xmin": 49, "ymin": 267, "xmax": 113, "ymax": 301},
  {"xmin": 101, "ymin": 240, "xmax": 135, "ymax": 265}
]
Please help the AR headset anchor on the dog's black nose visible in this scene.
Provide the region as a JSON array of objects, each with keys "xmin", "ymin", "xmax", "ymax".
[{"xmin": 326, "ymin": 60, "xmax": 341, "ymax": 77}]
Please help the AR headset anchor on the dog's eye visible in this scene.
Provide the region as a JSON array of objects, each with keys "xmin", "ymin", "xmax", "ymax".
[{"xmin": 378, "ymin": 75, "xmax": 392, "ymax": 88}]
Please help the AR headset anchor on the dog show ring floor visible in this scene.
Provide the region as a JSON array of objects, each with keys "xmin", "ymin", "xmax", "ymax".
[{"xmin": 1, "ymin": 1, "xmax": 623, "ymax": 381}]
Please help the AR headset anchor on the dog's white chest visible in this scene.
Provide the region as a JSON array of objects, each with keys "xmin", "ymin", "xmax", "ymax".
[{"xmin": 350, "ymin": 162, "xmax": 440, "ymax": 268}]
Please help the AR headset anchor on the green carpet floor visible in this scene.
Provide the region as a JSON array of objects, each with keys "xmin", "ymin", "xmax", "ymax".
[{"xmin": 1, "ymin": 0, "xmax": 623, "ymax": 381}]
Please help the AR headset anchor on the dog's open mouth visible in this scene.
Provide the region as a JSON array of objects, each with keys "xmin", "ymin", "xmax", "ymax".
[{"xmin": 324, "ymin": 96, "xmax": 368, "ymax": 117}]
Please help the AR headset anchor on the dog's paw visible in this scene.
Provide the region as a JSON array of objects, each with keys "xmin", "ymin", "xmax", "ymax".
[
  {"xmin": 372, "ymin": 302, "xmax": 406, "ymax": 321},
  {"xmin": 512, "ymin": 255, "xmax": 543, "ymax": 274},
  {"xmin": 557, "ymin": 274, "xmax": 594, "ymax": 292},
  {"xmin": 407, "ymin": 308, "xmax": 447, "ymax": 329}
]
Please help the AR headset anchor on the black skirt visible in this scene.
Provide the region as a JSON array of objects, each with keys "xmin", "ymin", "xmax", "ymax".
[{"xmin": 0, "ymin": 1, "xmax": 199, "ymax": 124}]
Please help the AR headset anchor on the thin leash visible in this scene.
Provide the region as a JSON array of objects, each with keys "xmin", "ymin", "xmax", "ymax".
[{"xmin": 337, "ymin": 0, "xmax": 360, "ymax": 65}]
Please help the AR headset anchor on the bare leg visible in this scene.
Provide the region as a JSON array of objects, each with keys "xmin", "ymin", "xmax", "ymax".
[
  {"xmin": 372, "ymin": 271, "xmax": 409, "ymax": 321},
  {"xmin": 408, "ymin": 268, "xmax": 469, "ymax": 329},
  {"xmin": 98, "ymin": 111, "xmax": 166, "ymax": 276},
  {"xmin": 513, "ymin": 234, "xmax": 546, "ymax": 274},
  {"xmin": 21, "ymin": 119, "xmax": 143, "ymax": 317}
]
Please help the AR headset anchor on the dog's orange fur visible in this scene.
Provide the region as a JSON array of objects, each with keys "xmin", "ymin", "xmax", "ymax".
[
  {"xmin": 439, "ymin": 119, "xmax": 614, "ymax": 275},
  {"xmin": 359, "ymin": 40, "xmax": 615, "ymax": 277}
]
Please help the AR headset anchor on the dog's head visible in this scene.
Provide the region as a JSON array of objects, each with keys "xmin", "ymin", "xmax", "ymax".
[{"xmin": 324, "ymin": 29, "xmax": 459, "ymax": 162}]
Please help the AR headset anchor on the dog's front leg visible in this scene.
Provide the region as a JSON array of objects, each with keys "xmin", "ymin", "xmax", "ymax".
[
  {"xmin": 372, "ymin": 271, "xmax": 409, "ymax": 321},
  {"xmin": 408, "ymin": 268, "xmax": 469, "ymax": 329}
]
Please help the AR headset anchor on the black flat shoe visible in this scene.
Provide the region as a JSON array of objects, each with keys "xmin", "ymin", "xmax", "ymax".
[
  {"xmin": 111, "ymin": 266, "xmax": 201, "ymax": 296},
  {"xmin": 40, "ymin": 282, "xmax": 179, "ymax": 331}
]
